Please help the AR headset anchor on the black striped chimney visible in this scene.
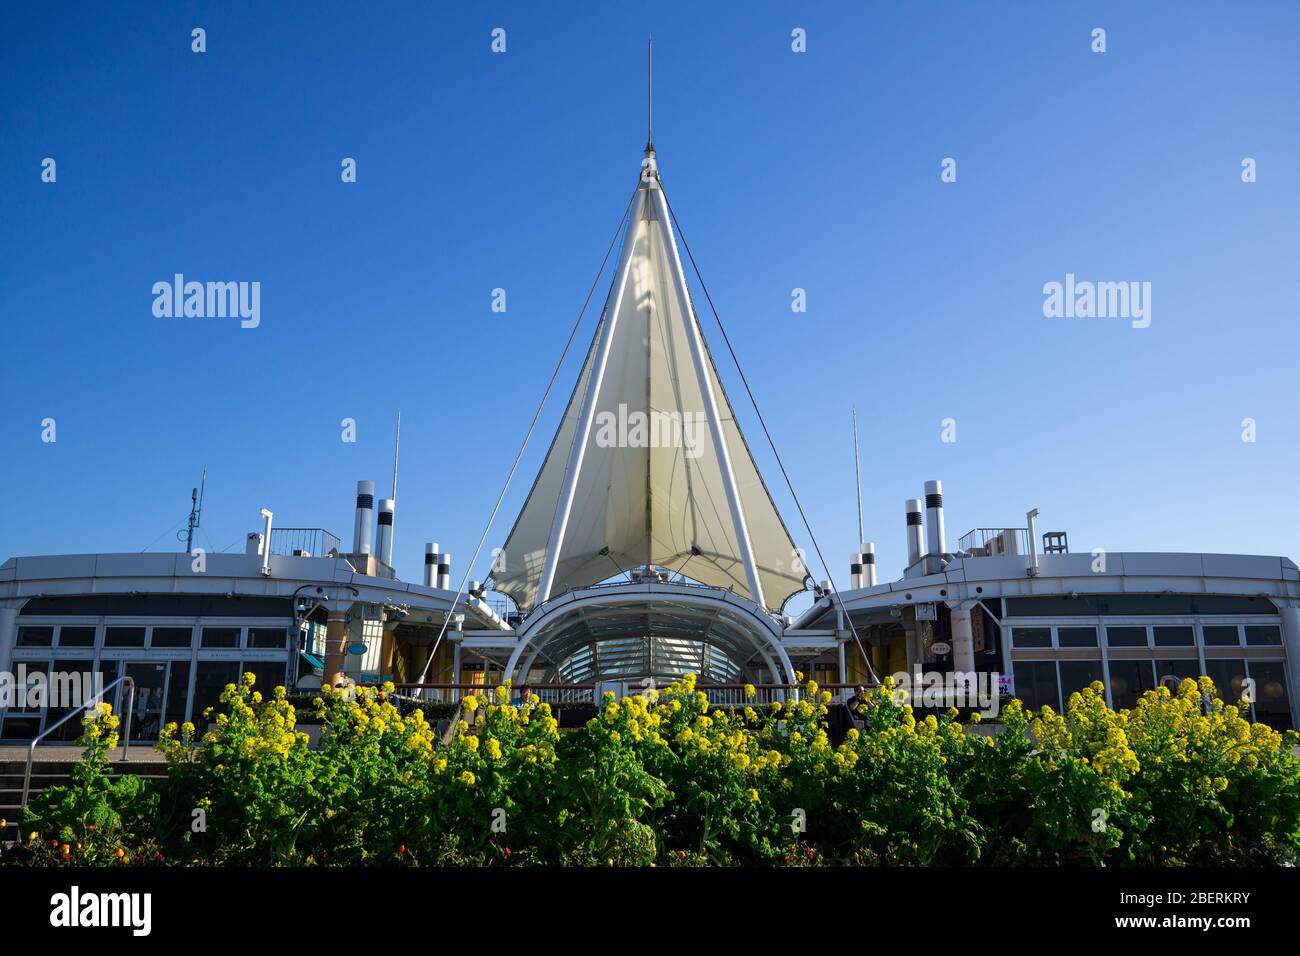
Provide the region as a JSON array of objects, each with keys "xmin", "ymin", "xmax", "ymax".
[
  {"xmin": 437, "ymin": 552, "xmax": 451, "ymax": 591},
  {"xmin": 353, "ymin": 480, "xmax": 375, "ymax": 556},
  {"xmin": 862, "ymin": 542, "xmax": 877, "ymax": 587},
  {"xmin": 905, "ymin": 498, "xmax": 925, "ymax": 566},
  {"xmin": 424, "ymin": 542, "xmax": 439, "ymax": 588},
  {"xmin": 924, "ymin": 479, "xmax": 945, "ymax": 557},
  {"xmin": 376, "ymin": 498, "xmax": 395, "ymax": 567}
]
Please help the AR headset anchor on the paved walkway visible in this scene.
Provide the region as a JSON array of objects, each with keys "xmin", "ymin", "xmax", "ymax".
[{"xmin": 0, "ymin": 744, "xmax": 167, "ymax": 764}]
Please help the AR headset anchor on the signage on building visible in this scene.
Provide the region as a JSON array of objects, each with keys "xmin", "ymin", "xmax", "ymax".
[
  {"xmin": 346, "ymin": 642, "xmax": 368, "ymax": 655},
  {"xmin": 930, "ymin": 641, "xmax": 951, "ymax": 656},
  {"xmin": 914, "ymin": 603, "xmax": 937, "ymax": 621}
]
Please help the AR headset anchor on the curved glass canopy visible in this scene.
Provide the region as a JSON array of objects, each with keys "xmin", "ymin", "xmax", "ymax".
[{"xmin": 524, "ymin": 598, "xmax": 775, "ymax": 684}]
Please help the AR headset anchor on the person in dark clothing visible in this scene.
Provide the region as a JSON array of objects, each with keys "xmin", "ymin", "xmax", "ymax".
[{"xmin": 845, "ymin": 685, "xmax": 869, "ymax": 718}]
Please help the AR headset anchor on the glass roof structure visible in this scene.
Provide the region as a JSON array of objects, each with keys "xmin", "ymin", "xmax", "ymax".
[{"xmin": 523, "ymin": 597, "xmax": 775, "ymax": 684}]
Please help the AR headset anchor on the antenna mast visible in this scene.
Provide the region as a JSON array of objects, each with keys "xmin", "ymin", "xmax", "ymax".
[
  {"xmin": 180, "ymin": 468, "xmax": 206, "ymax": 554},
  {"xmin": 646, "ymin": 35, "xmax": 653, "ymax": 152},
  {"xmin": 852, "ymin": 409, "xmax": 863, "ymax": 546},
  {"xmin": 391, "ymin": 410, "xmax": 401, "ymax": 499}
]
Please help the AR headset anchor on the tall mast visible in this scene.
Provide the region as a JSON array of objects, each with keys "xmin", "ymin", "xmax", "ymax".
[
  {"xmin": 646, "ymin": 35, "xmax": 653, "ymax": 152},
  {"xmin": 852, "ymin": 409, "xmax": 863, "ymax": 547},
  {"xmin": 391, "ymin": 409, "xmax": 401, "ymax": 499}
]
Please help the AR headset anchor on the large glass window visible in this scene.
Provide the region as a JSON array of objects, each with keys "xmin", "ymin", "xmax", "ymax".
[
  {"xmin": 1058, "ymin": 627, "xmax": 1098, "ymax": 648},
  {"xmin": 241, "ymin": 661, "xmax": 287, "ymax": 694},
  {"xmin": 1245, "ymin": 625, "xmax": 1283, "ymax": 646},
  {"xmin": 1011, "ymin": 627, "xmax": 1051, "ymax": 648},
  {"xmin": 0, "ymin": 661, "xmax": 49, "ymax": 739},
  {"xmin": 1108, "ymin": 660, "xmax": 1156, "ymax": 710},
  {"xmin": 45, "ymin": 659, "xmax": 95, "ymax": 742},
  {"xmin": 1201, "ymin": 625, "xmax": 1240, "ymax": 647},
  {"xmin": 1247, "ymin": 661, "xmax": 1292, "ymax": 731},
  {"xmin": 165, "ymin": 662, "xmax": 191, "ymax": 728},
  {"xmin": 200, "ymin": 628, "xmax": 241, "ymax": 648},
  {"xmin": 1059, "ymin": 660, "xmax": 1104, "ymax": 706},
  {"xmin": 1105, "ymin": 626, "xmax": 1147, "ymax": 647},
  {"xmin": 193, "ymin": 660, "xmax": 243, "ymax": 728},
  {"xmin": 248, "ymin": 628, "xmax": 289, "ymax": 650},
  {"xmin": 151, "ymin": 627, "xmax": 194, "ymax": 648},
  {"xmin": 104, "ymin": 626, "xmax": 146, "ymax": 647},
  {"xmin": 124, "ymin": 662, "xmax": 168, "ymax": 741},
  {"xmin": 192, "ymin": 662, "xmax": 240, "ymax": 725},
  {"xmin": 1153, "ymin": 626, "xmax": 1195, "ymax": 647},
  {"xmin": 16, "ymin": 626, "xmax": 53, "ymax": 647},
  {"xmin": 1155, "ymin": 659, "xmax": 1200, "ymax": 690},
  {"xmin": 1203, "ymin": 659, "xmax": 1248, "ymax": 706},
  {"xmin": 56, "ymin": 626, "xmax": 96, "ymax": 647},
  {"xmin": 1011, "ymin": 661, "xmax": 1059, "ymax": 711}
]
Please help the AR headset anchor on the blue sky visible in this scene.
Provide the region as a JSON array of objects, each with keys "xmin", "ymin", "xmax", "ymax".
[{"xmin": 2, "ymin": 1, "xmax": 1297, "ymax": 611}]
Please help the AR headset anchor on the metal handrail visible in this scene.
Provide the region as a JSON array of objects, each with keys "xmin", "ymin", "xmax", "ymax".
[{"xmin": 20, "ymin": 675, "xmax": 136, "ymax": 810}]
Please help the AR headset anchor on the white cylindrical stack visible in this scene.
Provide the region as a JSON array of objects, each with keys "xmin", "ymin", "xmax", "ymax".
[
  {"xmin": 424, "ymin": 542, "xmax": 439, "ymax": 587},
  {"xmin": 861, "ymin": 542, "xmax": 877, "ymax": 587},
  {"xmin": 353, "ymin": 481, "xmax": 375, "ymax": 556},
  {"xmin": 905, "ymin": 498, "xmax": 925, "ymax": 566},
  {"xmin": 924, "ymin": 479, "xmax": 946, "ymax": 557},
  {"xmin": 375, "ymin": 498, "xmax": 395, "ymax": 566},
  {"xmin": 849, "ymin": 553, "xmax": 862, "ymax": 589},
  {"xmin": 437, "ymin": 552, "xmax": 451, "ymax": 590}
]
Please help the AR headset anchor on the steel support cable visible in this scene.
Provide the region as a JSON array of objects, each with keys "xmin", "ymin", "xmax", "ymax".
[
  {"xmin": 661, "ymin": 183, "xmax": 879, "ymax": 685},
  {"xmin": 416, "ymin": 190, "xmax": 635, "ymax": 683}
]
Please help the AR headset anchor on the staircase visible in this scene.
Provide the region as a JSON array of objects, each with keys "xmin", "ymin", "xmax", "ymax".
[{"xmin": 0, "ymin": 752, "xmax": 169, "ymax": 847}]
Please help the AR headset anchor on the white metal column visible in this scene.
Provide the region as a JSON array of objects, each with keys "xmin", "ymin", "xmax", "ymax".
[
  {"xmin": 535, "ymin": 190, "xmax": 640, "ymax": 605},
  {"xmin": 655, "ymin": 184, "xmax": 766, "ymax": 609}
]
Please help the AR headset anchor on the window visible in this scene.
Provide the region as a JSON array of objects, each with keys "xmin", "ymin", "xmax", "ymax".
[
  {"xmin": 1106, "ymin": 626, "xmax": 1147, "ymax": 647},
  {"xmin": 1011, "ymin": 661, "xmax": 1059, "ymax": 711},
  {"xmin": 165, "ymin": 662, "xmax": 191, "ymax": 727},
  {"xmin": 1059, "ymin": 660, "xmax": 1104, "ymax": 705},
  {"xmin": 104, "ymin": 627, "xmax": 146, "ymax": 647},
  {"xmin": 1011, "ymin": 627, "xmax": 1051, "ymax": 648},
  {"xmin": 151, "ymin": 627, "xmax": 194, "ymax": 648},
  {"xmin": 57, "ymin": 626, "xmax": 96, "ymax": 647},
  {"xmin": 1203, "ymin": 659, "xmax": 1247, "ymax": 706},
  {"xmin": 248, "ymin": 628, "xmax": 289, "ymax": 649},
  {"xmin": 1245, "ymin": 625, "xmax": 1282, "ymax": 646},
  {"xmin": 241, "ymin": 661, "xmax": 286, "ymax": 694},
  {"xmin": 1155, "ymin": 659, "xmax": 1200, "ymax": 689},
  {"xmin": 200, "ymin": 627, "xmax": 241, "ymax": 648},
  {"xmin": 1247, "ymin": 661, "xmax": 1292, "ymax": 731},
  {"xmin": 16, "ymin": 626, "xmax": 53, "ymax": 647},
  {"xmin": 1058, "ymin": 627, "xmax": 1098, "ymax": 648},
  {"xmin": 1153, "ymin": 626, "xmax": 1195, "ymax": 647},
  {"xmin": 1108, "ymin": 660, "xmax": 1156, "ymax": 710},
  {"xmin": 45, "ymin": 660, "xmax": 95, "ymax": 742},
  {"xmin": 1201, "ymin": 625, "xmax": 1240, "ymax": 647},
  {"xmin": 192, "ymin": 662, "xmax": 240, "ymax": 725},
  {"xmin": 0, "ymin": 661, "xmax": 49, "ymax": 740}
]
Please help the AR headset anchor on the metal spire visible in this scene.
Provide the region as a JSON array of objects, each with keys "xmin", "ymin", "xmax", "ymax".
[
  {"xmin": 646, "ymin": 35, "xmax": 654, "ymax": 153},
  {"xmin": 852, "ymin": 409, "xmax": 863, "ymax": 546},
  {"xmin": 391, "ymin": 409, "xmax": 401, "ymax": 500}
]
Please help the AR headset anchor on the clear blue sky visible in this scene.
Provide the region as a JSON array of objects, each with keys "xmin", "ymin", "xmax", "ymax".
[{"xmin": 2, "ymin": 2, "xmax": 1297, "ymax": 611}]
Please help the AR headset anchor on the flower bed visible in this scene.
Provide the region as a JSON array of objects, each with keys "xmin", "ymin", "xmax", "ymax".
[{"xmin": 4, "ymin": 672, "xmax": 1298, "ymax": 866}]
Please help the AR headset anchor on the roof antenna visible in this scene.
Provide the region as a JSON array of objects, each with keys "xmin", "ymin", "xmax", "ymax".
[
  {"xmin": 852, "ymin": 409, "xmax": 864, "ymax": 547},
  {"xmin": 179, "ymin": 468, "xmax": 206, "ymax": 555},
  {"xmin": 645, "ymin": 34, "xmax": 654, "ymax": 154},
  {"xmin": 391, "ymin": 409, "xmax": 401, "ymax": 500}
]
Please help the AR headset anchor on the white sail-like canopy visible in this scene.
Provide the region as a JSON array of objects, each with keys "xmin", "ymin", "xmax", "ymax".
[{"xmin": 492, "ymin": 152, "xmax": 807, "ymax": 614}]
